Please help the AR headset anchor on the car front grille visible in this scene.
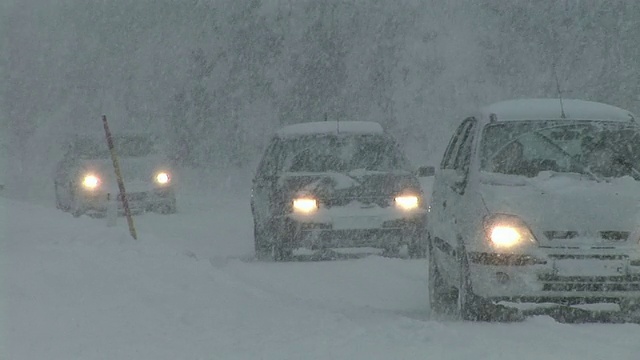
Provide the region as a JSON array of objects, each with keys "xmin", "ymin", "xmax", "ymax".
[
  {"xmin": 538, "ymin": 274, "xmax": 640, "ymax": 292},
  {"xmin": 600, "ymin": 231, "xmax": 630, "ymax": 241},
  {"xmin": 299, "ymin": 228, "xmax": 404, "ymax": 248},
  {"xmin": 324, "ymin": 196, "xmax": 391, "ymax": 208},
  {"xmin": 118, "ymin": 192, "xmax": 147, "ymax": 202},
  {"xmin": 544, "ymin": 230, "xmax": 630, "ymax": 242},
  {"xmin": 537, "ymin": 253, "xmax": 640, "ymax": 292}
]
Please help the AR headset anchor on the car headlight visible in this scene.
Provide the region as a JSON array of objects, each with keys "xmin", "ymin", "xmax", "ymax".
[
  {"xmin": 395, "ymin": 195, "xmax": 419, "ymax": 210},
  {"xmin": 292, "ymin": 197, "xmax": 318, "ymax": 214},
  {"xmin": 484, "ymin": 214, "xmax": 537, "ymax": 248},
  {"xmin": 155, "ymin": 172, "xmax": 170, "ymax": 185},
  {"xmin": 82, "ymin": 174, "xmax": 101, "ymax": 190}
]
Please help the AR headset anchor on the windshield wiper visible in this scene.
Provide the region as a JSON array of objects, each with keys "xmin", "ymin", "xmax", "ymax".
[{"xmin": 532, "ymin": 131, "xmax": 602, "ymax": 182}]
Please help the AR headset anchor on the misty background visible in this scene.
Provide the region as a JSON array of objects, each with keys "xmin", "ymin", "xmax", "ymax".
[{"xmin": 1, "ymin": 0, "xmax": 639, "ymax": 202}]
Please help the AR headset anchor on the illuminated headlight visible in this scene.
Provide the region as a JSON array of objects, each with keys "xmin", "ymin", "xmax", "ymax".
[
  {"xmin": 395, "ymin": 195, "xmax": 419, "ymax": 210},
  {"xmin": 292, "ymin": 198, "xmax": 318, "ymax": 214},
  {"xmin": 82, "ymin": 174, "xmax": 101, "ymax": 190},
  {"xmin": 155, "ymin": 172, "xmax": 170, "ymax": 185},
  {"xmin": 484, "ymin": 214, "xmax": 537, "ymax": 249}
]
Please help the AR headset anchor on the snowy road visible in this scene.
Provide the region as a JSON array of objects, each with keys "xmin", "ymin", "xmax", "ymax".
[{"xmin": 2, "ymin": 172, "xmax": 640, "ymax": 359}]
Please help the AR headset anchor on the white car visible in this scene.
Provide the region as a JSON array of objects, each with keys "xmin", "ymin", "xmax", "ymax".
[
  {"xmin": 427, "ymin": 99, "xmax": 640, "ymax": 321},
  {"xmin": 54, "ymin": 134, "xmax": 177, "ymax": 217}
]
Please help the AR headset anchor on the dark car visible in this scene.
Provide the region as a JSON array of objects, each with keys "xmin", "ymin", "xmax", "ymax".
[
  {"xmin": 251, "ymin": 121, "xmax": 429, "ymax": 260},
  {"xmin": 54, "ymin": 134, "xmax": 177, "ymax": 217}
]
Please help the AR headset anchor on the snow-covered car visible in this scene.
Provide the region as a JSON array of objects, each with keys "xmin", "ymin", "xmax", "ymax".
[
  {"xmin": 251, "ymin": 121, "xmax": 429, "ymax": 260},
  {"xmin": 54, "ymin": 134, "xmax": 177, "ymax": 217},
  {"xmin": 427, "ymin": 99, "xmax": 640, "ymax": 320}
]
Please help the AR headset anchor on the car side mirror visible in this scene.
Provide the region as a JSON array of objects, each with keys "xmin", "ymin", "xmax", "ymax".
[{"xmin": 417, "ymin": 166, "xmax": 435, "ymax": 177}]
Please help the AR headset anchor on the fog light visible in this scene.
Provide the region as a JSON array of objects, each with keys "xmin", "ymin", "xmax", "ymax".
[{"xmin": 495, "ymin": 272, "xmax": 510, "ymax": 284}]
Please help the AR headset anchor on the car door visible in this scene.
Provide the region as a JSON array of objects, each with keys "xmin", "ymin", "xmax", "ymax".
[
  {"xmin": 429, "ymin": 118, "xmax": 476, "ymax": 283},
  {"xmin": 251, "ymin": 138, "xmax": 282, "ymax": 227}
]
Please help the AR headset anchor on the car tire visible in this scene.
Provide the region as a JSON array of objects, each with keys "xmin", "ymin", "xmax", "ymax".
[
  {"xmin": 427, "ymin": 234, "xmax": 456, "ymax": 316},
  {"xmin": 254, "ymin": 221, "xmax": 272, "ymax": 260},
  {"xmin": 71, "ymin": 207, "xmax": 84, "ymax": 218},
  {"xmin": 620, "ymin": 298, "xmax": 640, "ymax": 317},
  {"xmin": 54, "ymin": 183, "xmax": 64, "ymax": 210},
  {"xmin": 70, "ymin": 189, "xmax": 85, "ymax": 218},
  {"xmin": 455, "ymin": 246, "xmax": 482, "ymax": 320},
  {"xmin": 408, "ymin": 232, "xmax": 427, "ymax": 259},
  {"xmin": 55, "ymin": 183, "xmax": 72, "ymax": 212},
  {"xmin": 454, "ymin": 244, "xmax": 522, "ymax": 322},
  {"xmin": 157, "ymin": 199, "xmax": 177, "ymax": 214},
  {"xmin": 271, "ymin": 219, "xmax": 295, "ymax": 261}
]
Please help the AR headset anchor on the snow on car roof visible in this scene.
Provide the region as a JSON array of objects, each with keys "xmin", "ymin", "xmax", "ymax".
[
  {"xmin": 276, "ymin": 121, "xmax": 384, "ymax": 137},
  {"xmin": 480, "ymin": 99, "xmax": 636, "ymax": 123}
]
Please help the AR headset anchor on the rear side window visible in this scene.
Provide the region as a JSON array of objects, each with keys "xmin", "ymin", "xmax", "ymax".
[
  {"xmin": 441, "ymin": 118, "xmax": 475, "ymax": 170},
  {"xmin": 255, "ymin": 138, "xmax": 282, "ymax": 178}
]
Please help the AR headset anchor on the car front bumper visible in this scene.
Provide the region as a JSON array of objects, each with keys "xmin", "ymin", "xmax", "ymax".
[
  {"xmin": 77, "ymin": 187, "xmax": 175, "ymax": 214},
  {"xmin": 467, "ymin": 250, "xmax": 640, "ymax": 304},
  {"xmin": 284, "ymin": 206, "xmax": 427, "ymax": 250}
]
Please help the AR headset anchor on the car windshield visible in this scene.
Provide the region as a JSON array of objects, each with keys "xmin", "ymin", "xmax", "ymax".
[
  {"xmin": 280, "ymin": 134, "xmax": 412, "ymax": 173},
  {"xmin": 480, "ymin": 120, "xmax": 640, "ymax": 180},
  {"xmin": 73, "ymin": 135, "xmax": 156, "ymax": 159}
]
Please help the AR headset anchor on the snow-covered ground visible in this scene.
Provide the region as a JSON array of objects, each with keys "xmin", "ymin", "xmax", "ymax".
[{"xmin": 2, "ymin": 169, "xmax": 640, "ymax": 360}]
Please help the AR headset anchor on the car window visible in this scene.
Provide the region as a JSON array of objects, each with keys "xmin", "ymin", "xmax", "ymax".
[
  {"xmin": 255, "ymin": 139, "xmax": 281, "ymax": 178},
  {"xmin": 70, "ymin": 135, "xmax": 157, "ymax": 159},
  {"xmin": 279, "ymin": 134, "xmax": 412, "ymax": 173},
  {"xmin": 452, "ymin": 119, "xmax": 476, "ymax": 174},
  {"xmin": 441, "ymin": 127, "xmax": 462, "ymax": 170},
  {"xmin": 442, "ymin": 118, "xmax": 474, "ymax": 170},
  {"xmin": 480, "ymin": 120, "xmax": 640, "ymax": 179}
]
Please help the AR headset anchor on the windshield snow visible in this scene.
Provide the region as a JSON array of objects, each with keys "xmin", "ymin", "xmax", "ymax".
[
  {"xmin": 480, "ymin": 121, "xmax": 640, "ymax": 180},
  {"xmin": 280, "ymin": 134, "xmax": 412, "ymax": 173},
  {"xmin": 73, "ymin": 135, "xmax": 157, "ymax": 159}
]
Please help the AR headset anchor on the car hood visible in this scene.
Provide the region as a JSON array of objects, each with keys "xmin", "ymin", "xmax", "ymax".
[
  {"xmin": 479, "ymin": 171, "xmax": 640, "ymax": 243},
  {"xmin": 280, "ymin": 170, "xmax": 421, "ymax": 206}
]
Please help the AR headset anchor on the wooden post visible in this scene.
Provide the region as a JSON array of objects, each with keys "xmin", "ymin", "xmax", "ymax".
[
  {"xmin": 102, "ymin": 115, "xmax": 137, "ymax": 240},
  {"xmin": 106, "ymin": 192, "xmax": 117, "ymax": 227}
]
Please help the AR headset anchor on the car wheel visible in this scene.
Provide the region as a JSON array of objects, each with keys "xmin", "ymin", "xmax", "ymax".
[
  {"xmin": 454, "ymin": 244, "xmax": 522, "ymax": 322},
  {"xmin": 408, "ymin": 231, "xmax": 427, "ymax": 259},
  {"xmin": 271, "ymin": 242, "xmax": 294, "ymax": 262},
  {"xmin": 620, "ymin": 298, "xmax": 640, "ymax": 320},
  {"xmin": 54, "ymin": 183, "xmax": 64, "ymax": 210},
  {"xmin": 157, "ymin": 199, "xmax": 177, "ymax": 214},
  {"xmin": 254, "ymin": 219, "xmax": 294, "ymax": 261},
  {"xmin": 381, "ymin": 244, "xmax": 401, "ymax": 258},
  {"xmin": 71, "ymin": 207, "xmax": 84, "ymax": 218},
  {"xmin": 271, "ymin": 219, "xmax": 295, "ymax": 261},
  {"xmin": 427, "ymin": 234, "xmax": 456, "ymax": 316},
  {"xmin": 254, "ymin": 220, "xmax": 272, "ymax": 260},
  {"xmin": 55, "ymin": 183, "xmax": 72, "ymax": 212},
  {"xmin": 455, "ymin": 247, "xmax": 482, "ymax": 320},
  {"xmin": 70, "ymin": 190, "xmax": 85, "ymax": 218}
]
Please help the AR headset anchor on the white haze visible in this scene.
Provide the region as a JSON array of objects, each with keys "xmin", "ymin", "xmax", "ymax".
[
  {"xmin": 1, "ymin": 2, "xmax": 640, "ymax": 359},
  {"xmin": 2, "ymin": 1, "xmax": 639, "ymax": 202}
]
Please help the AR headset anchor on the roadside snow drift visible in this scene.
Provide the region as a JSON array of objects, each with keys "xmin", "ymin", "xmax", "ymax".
[{"xmin": 1, "ymin": 193, "xmax": 640, "ymax": 360}]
